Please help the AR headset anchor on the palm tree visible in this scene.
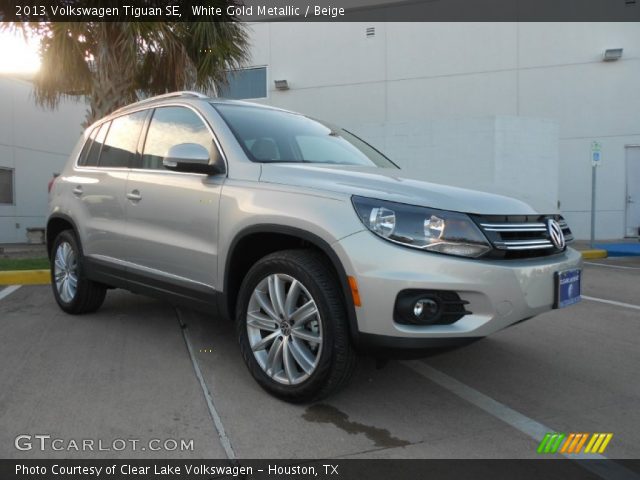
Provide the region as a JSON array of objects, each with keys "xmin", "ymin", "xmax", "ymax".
[{"xmin": 3, "ymin": 18, "xmax": 248, "ymax": 125}]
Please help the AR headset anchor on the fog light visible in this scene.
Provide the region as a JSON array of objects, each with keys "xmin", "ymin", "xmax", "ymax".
[
  {"xmin": 414, "ymin": 298, "xmax": 438, "ymax": 318},
  {"xmin": 394, "ymin": 290, "xmax": 471, "ymax": 326}
]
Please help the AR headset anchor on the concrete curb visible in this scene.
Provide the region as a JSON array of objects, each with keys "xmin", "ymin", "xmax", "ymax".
[
  {"xmin": 0, "ymin": 269, "xmax": 50, "ymax": 285},
  {"xmin": 579, "ymin": 250, "xmax": 608, "ymax": 260}
]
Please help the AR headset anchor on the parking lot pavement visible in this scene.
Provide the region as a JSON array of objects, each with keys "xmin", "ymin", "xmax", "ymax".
[
  {"xmin": 0, "ymin": 287, "xmax": 226, "ymax": 459},
  {"xmin": 0, "ymin": 256, "xmax": 638, "ymax": 461},
  {"xmin": 582, "ymin": 257, "xmax": 640, "ymax": 305}
]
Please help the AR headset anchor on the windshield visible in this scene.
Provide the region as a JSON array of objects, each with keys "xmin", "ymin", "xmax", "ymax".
[{"xmin": 212, "ymin": 103, "xmax": 398, "ymax": 168}]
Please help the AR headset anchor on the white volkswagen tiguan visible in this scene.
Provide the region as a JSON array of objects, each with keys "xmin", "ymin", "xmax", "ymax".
[{"xmin": 47, "ymin": 91, "xmax": 582, "ymax": 402}]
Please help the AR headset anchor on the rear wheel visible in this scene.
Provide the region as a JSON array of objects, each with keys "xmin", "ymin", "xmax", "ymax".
[
  {"xmin": 51, "ymin": 230, "xmax": 106, "ymax": 314},
  {"xmin": 236, "ymin": 249, "xmax": 357, "ymax": 402}
]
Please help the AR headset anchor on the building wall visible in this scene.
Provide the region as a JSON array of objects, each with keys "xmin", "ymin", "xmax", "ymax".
[
  {"xmin": 245, "ymin": 22, "xmax": 640, "ymax": 239},
  {"xmin": 355, "ymin": 116, "xmax": 559, "ymax": 214},
  {"xmin": 0, "ymin": 76, "xmax": 86, "ymax": 243},
  {"xmin": 0, "ymin": 23, "xmax": 637, "ymax": 243}
]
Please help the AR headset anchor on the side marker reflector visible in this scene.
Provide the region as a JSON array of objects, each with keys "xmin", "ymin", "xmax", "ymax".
[{"xmin": 347, "ymin": 276, "xmax": 361, "ymax": 307}]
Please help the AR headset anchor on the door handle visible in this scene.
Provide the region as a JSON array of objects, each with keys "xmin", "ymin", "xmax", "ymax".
[
  {"xmin": 628, "ymin": 195, "xmax": 635, "ymax": 204},
  {"xmin": 126, "ymin": 190, "xmax": 142, "ymax": 201},
  {"xmin": 72, "ymin": 186, "xmax": 83, "ymax": 196}
]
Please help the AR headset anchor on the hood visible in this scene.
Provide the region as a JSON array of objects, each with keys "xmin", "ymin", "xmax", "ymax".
[{"xmin": 259, "ymin": 164, "xmax": 539, "ymax": 215}]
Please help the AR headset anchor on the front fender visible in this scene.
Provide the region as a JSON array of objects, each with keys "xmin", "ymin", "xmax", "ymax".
[{"xmin": 216, "ymin": 181, "xmax": 364, "ymax": 288}]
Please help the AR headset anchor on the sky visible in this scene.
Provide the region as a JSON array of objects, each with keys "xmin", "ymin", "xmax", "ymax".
[{"xmin": 0, "ymin": 29, "xmax": 41, "ymax": 74}]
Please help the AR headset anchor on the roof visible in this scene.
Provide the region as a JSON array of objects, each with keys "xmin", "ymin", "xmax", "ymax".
[{"xmin": 113, "ymin": 91, "xmax": 297, "ymax": 116}]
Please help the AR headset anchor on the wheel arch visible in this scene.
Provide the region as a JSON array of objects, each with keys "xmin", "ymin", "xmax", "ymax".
[
  {"xmin": 223, "ymin": 224, "xmax": 359, "ymax": 344},
  {"xmin": 46, "ymin": 214, "xmax": 81, "ymax": 259}
]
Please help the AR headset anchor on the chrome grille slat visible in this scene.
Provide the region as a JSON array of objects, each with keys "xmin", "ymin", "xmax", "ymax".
[
  {"xmin": 483, "ymin": 227, "xmax": 547, "ymax": 232},
  {"xmin": 497, "ymin": 240, "xmax": 554, "ymax": 246},
  {"xmin": 494, "ymin": 239, "xmax": 554, "ymax": 250},
  {"xmin": 500, "ymin": 244, "xmax": 555, "ymax": 251},
  {"xmin": 476, "ymin": 216, "xmax": 574, "ymax": 257},
  {"xmin": 480, "ymin": 223, "xmax": 546, "ymax": 229}
]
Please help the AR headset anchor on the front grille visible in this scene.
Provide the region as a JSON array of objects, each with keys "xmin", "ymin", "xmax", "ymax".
[{"xmin": 471, "ymin": 214, "xmax": 574, "ymax": 259}]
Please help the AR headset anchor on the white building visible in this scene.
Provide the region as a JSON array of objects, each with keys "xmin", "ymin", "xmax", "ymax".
[
  {"xmin": 0, "ymin": 75, "xmax": 86, "ymax": 243},
  {"xmin": 1, "ymin": 23, "xmax": 639, "ymax": 243},
  {"xmin": 239, "ymin": 22, "xmax": 640, "ymax": 240},
  {"xmin": 0, "ymin": 76, "xmax": 86, "ymax": 243}
]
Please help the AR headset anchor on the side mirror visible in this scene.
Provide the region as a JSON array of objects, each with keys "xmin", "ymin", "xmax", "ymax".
[{"xmin": 163, "ymin": 143, "xmax": 224, "ymax": 175}]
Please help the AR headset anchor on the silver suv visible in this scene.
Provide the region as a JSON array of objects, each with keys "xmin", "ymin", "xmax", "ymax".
[{"xmin": 47, "ymin": 91, "xmax": 582, "ymax": 402}]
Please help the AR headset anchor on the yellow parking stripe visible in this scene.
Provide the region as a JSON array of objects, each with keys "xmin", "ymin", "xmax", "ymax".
[
  {"xmin": 580, "ymin": 250, "xmax": 607, "ymax": 259},
  {"xmin": 0, "ymin": 270, "xmax": 50, "ymax": 285}
]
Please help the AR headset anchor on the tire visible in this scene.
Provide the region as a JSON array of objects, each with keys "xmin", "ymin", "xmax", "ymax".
[
  {"xmin": 236, "ymin": 249, "xmax": 357, "ymax": 403},
  {"xmin": 50, "ymin": 230, "xmax": 106, "ymax": 314}
]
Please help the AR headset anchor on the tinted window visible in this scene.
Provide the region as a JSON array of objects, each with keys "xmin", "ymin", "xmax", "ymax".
[
  {"xmin": 0, "ymin": 168, "xmax": 14, "ymax": 204},
  {"xmin": 98, "ymin": 111, "xmax": 146, "ymax": 168},
  {"xmin": 78, "ymin": 127, "xmax": 98, "ymax": 166},
  {"xmin": 213, "ymin": 104, "xmax": 397, "ymax": 168},
  {"xmin": 218, "ymin": 67, "xmax": 267, "ymax": 100},
  {"xmin": 84, "ymin": 122, "xmax": 109, "ymax": 167},
  {"xmin": 141, "ymin": 107, "xmax": 214, "ymax": 170}
]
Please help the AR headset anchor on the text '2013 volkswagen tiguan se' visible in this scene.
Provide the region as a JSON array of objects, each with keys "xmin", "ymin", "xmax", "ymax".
[{"xmin": 47, "ymin": 91, "xmax": 582, "ymax": 402}]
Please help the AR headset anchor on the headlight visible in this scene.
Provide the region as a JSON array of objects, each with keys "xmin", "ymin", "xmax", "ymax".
[{"xmin": 352, "ymin": 196, "xmax": 491, "ymax": 258}]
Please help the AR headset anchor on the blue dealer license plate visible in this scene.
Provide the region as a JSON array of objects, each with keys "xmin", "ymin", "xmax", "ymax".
[{"xmin": 555, "ymin": 268, "xmax": 581, "ymax": 309}]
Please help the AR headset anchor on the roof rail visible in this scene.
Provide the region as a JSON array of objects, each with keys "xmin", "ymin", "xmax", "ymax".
[{"xmin": 114, "ymin": 91, "xmax": 209, "ymax": 113}]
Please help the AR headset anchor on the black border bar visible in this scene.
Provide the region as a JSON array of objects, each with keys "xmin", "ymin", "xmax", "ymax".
[
  {"xmin": 1, "ymin": 0, "xmax": 639, "ymax": 22},
  {"xmin": 2, "ymin": 459, "xmax": 640, "ymax": 480}
]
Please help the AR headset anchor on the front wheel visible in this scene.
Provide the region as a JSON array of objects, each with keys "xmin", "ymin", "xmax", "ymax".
[
  {"xmin": 50, "ymin": 230, "xmax": 106, "ymax": 314},
  {"xmin": 236, "ymin": 249, "xmax": 357, "ymax": 402}
]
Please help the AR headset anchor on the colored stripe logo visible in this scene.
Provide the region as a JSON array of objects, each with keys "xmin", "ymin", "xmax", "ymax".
[{"xmin": 537, "ymin": 433, "xmax": 613, "ymax": 454}]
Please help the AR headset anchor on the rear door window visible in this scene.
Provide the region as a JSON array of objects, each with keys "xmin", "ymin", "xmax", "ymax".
[
  {"xmin": 77, "ymin": 127, "xmax": 99, "ymax": 166},
  {"xmin": 83, "ymin": 122, "xmax": 109, "ymax": 167},
  {"xmin": 98, "ymin": 111, "xmax": 147, "ymax": 168}
]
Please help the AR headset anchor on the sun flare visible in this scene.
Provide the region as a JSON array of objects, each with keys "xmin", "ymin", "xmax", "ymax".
[{"xmin": 0, "ymin": 30, "xmax": 41, "ymax": 74}]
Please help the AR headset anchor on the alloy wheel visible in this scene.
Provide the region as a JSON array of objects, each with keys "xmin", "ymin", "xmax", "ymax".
[
  {"xmin": 54, "ymin": 241, "xmax": 78, "ymax": 303},
  {"xmin": 247, "ymin": 273, "xmax": 323, "ymax": 385}
]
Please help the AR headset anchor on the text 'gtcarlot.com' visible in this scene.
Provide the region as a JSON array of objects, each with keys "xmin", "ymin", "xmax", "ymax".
[{"xmin": 14, "ymin": 434, "xmax": 194, "ymax": 452}]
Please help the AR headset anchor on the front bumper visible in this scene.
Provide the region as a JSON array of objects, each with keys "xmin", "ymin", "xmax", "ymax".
[{"xmin": 333, "ymin": 230, "xmax": 582, "ymax": 346}]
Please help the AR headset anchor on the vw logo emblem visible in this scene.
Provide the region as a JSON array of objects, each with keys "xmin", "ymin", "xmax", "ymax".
[
  {"xmin": 547, "ymin": 219, "xmax": 566, "ymax": 249},
  {"xmin": 280, "ymin": 321, "xmax": 292, "ymax": 336}
]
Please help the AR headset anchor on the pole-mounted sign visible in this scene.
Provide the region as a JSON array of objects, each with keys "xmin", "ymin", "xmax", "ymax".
[
  {"xmin": 591, "ymin": 141, "xmax": 601, "ymax": 167},
  {"xmin": 590, "ymin": 141, "xmax": 601, "ymax": 247}
]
